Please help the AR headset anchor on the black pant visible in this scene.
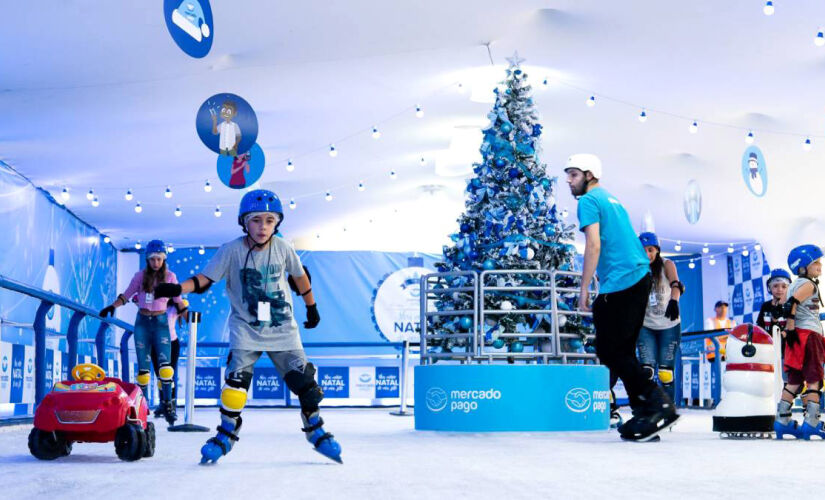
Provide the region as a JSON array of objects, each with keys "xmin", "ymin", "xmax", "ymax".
[
  {"xmin": 593, "ymin": 274, "xmax": 655, "ymax": 405},
  {"xmin": 151, "ymin": 338, "xmax": 180, "ymax": 399}
]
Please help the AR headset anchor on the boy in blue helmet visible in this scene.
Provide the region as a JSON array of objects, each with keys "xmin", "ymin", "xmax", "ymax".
[
  {"xmin": 154, "ymin": 189, "xmax": 341, "ymax": 463},
  {"xmin": 775, "ymin": 245, "xmax": 825, "ymax": 439}
]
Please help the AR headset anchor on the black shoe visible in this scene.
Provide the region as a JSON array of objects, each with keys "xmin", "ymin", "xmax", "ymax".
[
  {"xmin": 619, "ymin": 386, "xmax": 678, "ymax": 441},
  {"xmin": 163, "ymin": 401, "xmax": 177, "ymax": 425}
]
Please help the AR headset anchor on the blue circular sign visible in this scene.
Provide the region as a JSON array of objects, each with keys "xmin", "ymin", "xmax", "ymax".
[
  {"xmin": 196, "ymin": 93, "xmax": 259, "ymax": 156},
  {"xmin": 742, "ymin": 145, "xmax": 768, "ymax": 197},
  {"xmin": 164, "ymin": 0, "xmax": 213, "ymax": 58},
  {"xmin": 217, "ymin": 143, "xmax": 266, "ymax": 189}
]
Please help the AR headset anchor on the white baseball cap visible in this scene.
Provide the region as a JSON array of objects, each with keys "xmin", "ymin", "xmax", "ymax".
[{"xmin": 564, "ymin": 153, "xmax": 602, "ymax": 179}]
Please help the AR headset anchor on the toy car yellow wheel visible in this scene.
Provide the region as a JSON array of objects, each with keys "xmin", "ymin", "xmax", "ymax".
[{"xmin": 72, "ymin": 363, "xmax": 106, "ymax": 382}]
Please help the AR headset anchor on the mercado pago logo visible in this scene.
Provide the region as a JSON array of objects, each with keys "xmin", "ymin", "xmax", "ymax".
[
  {"xmin": 372, "ymin": 266, "xmax": 435, "ymax": 342},
  {"xmin": 425, "ymin": 386, "xmax": 502, "ymax": 414},
  {"xmin": 564, "ymin": 387, "xmax": 609, "ymax": 414}
]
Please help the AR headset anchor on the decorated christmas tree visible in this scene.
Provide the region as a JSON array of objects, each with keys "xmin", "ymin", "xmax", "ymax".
[{"xmin": 432, "ymin": 54, "xmax": 593, "ymax": 355}]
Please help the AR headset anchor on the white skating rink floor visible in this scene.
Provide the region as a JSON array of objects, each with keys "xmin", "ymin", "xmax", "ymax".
[{"xmin": 0, "ymin": 407, "xmax": 822, "ymax": 499}]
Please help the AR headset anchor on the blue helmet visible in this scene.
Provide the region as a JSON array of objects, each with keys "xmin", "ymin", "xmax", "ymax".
[
  {"xmin": 787, "ymin": 244, "xmax": 824, "ymax": 275},
  {"xmin": 238, "ymin": 189, "xmax": 283, "ymax": 230},
  {"xmin": 639, "ymin": 232, "xmax": 659, "ymax": 248},
  {"xmin": 145, "ymin": 240, "xmax": 166, "ymax": 257},
  {"xmin": 766, "ymin": 268, "xmax": 791, "ymax": 286}
]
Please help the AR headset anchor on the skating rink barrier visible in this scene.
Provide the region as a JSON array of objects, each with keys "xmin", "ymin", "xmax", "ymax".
[{"xmin": 0, "ymin": 274, "xmax": 130, "ymax": 420}]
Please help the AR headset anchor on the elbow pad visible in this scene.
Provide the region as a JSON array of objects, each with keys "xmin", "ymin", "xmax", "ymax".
[
  {"xmin": 191, "ymin": 276, "xmax": 214, "ymax": 294},
  {"xmin": 669, "ymin": 280, "xmax": 685, "ymax": 294},
  {"xmin": 784, "ymin": 296, "xmax": 800, "ymax": 318},
  {"xmin": 287, "ymin": 266, "xmax": 312, "ymax": 295}
]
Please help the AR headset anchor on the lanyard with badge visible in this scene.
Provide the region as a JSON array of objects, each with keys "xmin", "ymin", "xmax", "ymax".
[{"xmin": 243, "ymin": 238, "xmax": 273, "ymax": 323}]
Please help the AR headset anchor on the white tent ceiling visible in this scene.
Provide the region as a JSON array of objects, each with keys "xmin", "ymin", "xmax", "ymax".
[{"xmin": 2, "ymin": 0, "xmax": 824, "ymax": 263}]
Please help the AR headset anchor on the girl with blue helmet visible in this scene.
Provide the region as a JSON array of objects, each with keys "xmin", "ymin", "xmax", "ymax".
[
  {"xmin": 99, "ymin": 239, "xmax": 185, "ymax": 425},
  {"xmin": 775, "ymin": 244, "xmax": 825, "ymax": 439},
  {"xmin": 636, "ymin": 232, "xmax": 684, "ymax": 404},
  {"xmin": 154, "ymin": 189, "xmax": 341, "ymax": 464}
]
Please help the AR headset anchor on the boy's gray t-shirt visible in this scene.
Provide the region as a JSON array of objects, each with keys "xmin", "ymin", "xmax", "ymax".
[
  {"xmin": 203, "ymin": 236, "xmax": 306, "ymax": 351},
  {"xmin": 789, "ymin": 277, "xmax": 823, "ymax": 334}
]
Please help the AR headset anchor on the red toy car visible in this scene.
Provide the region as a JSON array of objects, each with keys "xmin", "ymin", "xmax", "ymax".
[{"xmin": 28, "ymin": 363, "xmax": 155, "ymax": 461}]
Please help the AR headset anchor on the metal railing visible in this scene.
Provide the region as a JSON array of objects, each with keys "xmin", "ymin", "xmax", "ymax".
[
  {"xmin": 420, "ymin": 269, "xmax": 597, "ymax": 364},
  {"xmin": 0, "ymin": 273, "xmax": 131, "ymax": 405}
]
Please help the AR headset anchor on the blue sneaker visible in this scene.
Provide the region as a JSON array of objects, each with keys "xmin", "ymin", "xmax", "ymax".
[
  {"xmin": 774, "ymin": 419, "xmax": 802, "ymax": 439},
  {"xmin": 200, "ymin": 416, "xmax": 241, "ymax": 464},
  {"xmin": 801, "ymin": 421, "xmax": 825, "ymax": 440},
  {"xmin": 302, "ymin": 412, "xmax": 342, "ymax": 464}
]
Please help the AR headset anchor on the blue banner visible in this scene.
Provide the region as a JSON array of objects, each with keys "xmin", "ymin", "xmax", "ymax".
[
  {"xmin": 195, "ymin": 367, "xmax": 221, "ymax": 399},
  {"xmin": 414, "ymin": 365, "xmax": 609, "ymax": 431},
  {"xmin": 375, "ymin": 367, "xmax": 400, "ymax": 398},
  {"xmin": 10, "ymin": 344, "xmax": 24, "ymax": 403},
  {"xmin": 318, "ymin": 366, "xmax": 349, "ymax": 398},
  {"xmin": 252, "ymin": 367, "xmax": 284, "ymax": 400}
]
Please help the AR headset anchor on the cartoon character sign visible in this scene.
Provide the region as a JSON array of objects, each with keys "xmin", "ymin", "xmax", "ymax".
[
  {"xmin": 741, "ymin": 146, "xmax": 768, "ymax": 197},
  {"xmin": 683, "ymin": 179, "xmax": 702, "ymax": 225},
  {"xmin": 196, "ymin": 93, "xmax": 259, "ymax": 156},
  {"xmin": 216, "ymin": 143, "xmax": 266, "ymax": 189}
]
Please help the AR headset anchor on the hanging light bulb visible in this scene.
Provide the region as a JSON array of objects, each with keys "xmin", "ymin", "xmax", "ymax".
[
  {"xmin": 371, "ymin": 126, "xmax": 381, "ymax": 139},
  {"xmin": 134, "ymin": 202, "xmax": 142, "ymax": 213},
  {"xmin": 727, "ymin": 244, "xmax": 735, "ymax": 253},
  {"xmin": 103, "ymin": 236, "xmax": 110, "ymax": 244},
  {"xmin": 755, "ymin": 243, "xmax": 762, "ymax": 251},
  {"xmin": 289, "ymin": 198, "xmax": 296, "ymax": 210},
  {"xmin": 586, "ymin": 95, "xmax": 596, "ymax": 107},
  {"xmin": 86, "ymin": 189, "xmax": 94, "ymax": 201},
  {"xmin": 214, "ymin": 206, "xmax": 222, "ymax": 217},
  {"xmin": 204, "ymin": 180, "xmax": 212, "ymax": 192},
  {"xmin": 167, "ymin": 244, "xmax": 175, "ymax": 253},
  {"xmin": 688, "ymin": 261, "xmax": 696, "ymax": 269},
  {"xmin": 286, "ymin": 159, "xmax": 295, "ymax": 172},
  {"xmin": 325, "ymin": 191, "xmax": 333, "ymax": 202},
  {"xmin": 763, "ymin": 1, "xmax": 774, "ymax": 16},
  {"xmin": 198, "ymin": 245, "xmax": 205, "ymax": 255},
  {"xmin": 390, "ymin": 170, "xmax": 397, "ymax": 180},
  {"xmin": 816, "ymin": 29, "xmax": 825, "ymax": 47},
  {"xmin": 61, "ymin": 187, "xmax": 70, "ymax": 201},
  {"xmin": 174, "ymin": 205, "xmax": 182, "ymax": 217},
  {"xmin": 745, "ymin": 131, "xmax": 755, "ymax": 144},
  {"xmin": 125, "ymin": 189, "xmax": 133, "ymax": 201},
  {"xmin": 803, "ymin": 137, "xmax": 813, "ymax": 152},
  {"xmin": 689, "ymin": 121, "xmax": 698, "ymax": 134},
  {"xmin": 135, "ymin": 241, "xmax": 142, "ymax": 250},
  {"xmin": 638, "ymin": 109, "xmax": 648, "ymax": 122},
  {"xmin": 742, "ymin": 248, "xmax": 750, "ymax": 257},
  {"xmin": 164, "ymin": 186, "xmax": 173, "ymax": 198},
  {"xmin": 415, "ymin": 105, "xmax": 424, "ymax": 118},
  {"xmin": 328, "ymin": 144, "xmax": 338, "ymax": 157},
  {"xmin": 709, "ymin": 258, "xmax": 717, "ymax": 266},
  {"xmin": 674, "ymin": 241, "xmax": 682, "ymax": 252},
  {"xmin": 357, "ymin": 181, "xmax": 366, "ymax": 191},
  {"xmin": 91, "ymin": 195, "xmax": 100, "ymax": 207},
  {"xmin": 703, "ymin": 244, "xmax": 709, "ymax": 254},
  {"xmin": 561, "ymin": 208, "xmax": 569, "ymax": 218}
]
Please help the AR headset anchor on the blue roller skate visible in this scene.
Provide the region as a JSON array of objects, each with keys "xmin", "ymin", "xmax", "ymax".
[
  {"xmin": 200, "ymin": 416, "xmax": 242, "ymax": 464},
  {"xmin": 774, "ymin": 419, "xmax": 802, "ymax": 439},
  {"xmin": 302, "ymin": 411, "xmax": 342, "ymax": 464},
  {"xmin": 801, "ymin": 402, "xmax": 825, "ymax": 440}
]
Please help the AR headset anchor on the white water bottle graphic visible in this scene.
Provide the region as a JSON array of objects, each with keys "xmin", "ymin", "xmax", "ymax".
[{"xmin": 42, "ymin": 248, "xmax": 61, "ymax": 331}]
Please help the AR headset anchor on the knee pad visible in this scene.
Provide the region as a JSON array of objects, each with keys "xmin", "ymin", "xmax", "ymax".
[
  {"xmin": 658, "ymin": 367, "xmax": 674, "ymax": 385},
  {"xmin": 804, "ymin": 388, "xmax": 822, "ymax": 403},
  {"xmin": 136, "ymin": 370, "xmax": 151, "ymax": 386},
  {"xmin": 284, "ymin": 362, "xmax": 324, "ymax": 412},
  {"xmin": 642, "ymin": 364, "xmax": 655, "ymax": 381},
  {"xmin": 220, "ymin": 371, "xmax": 252, "ymax": 416},
  {"xmin": 158, "ymin": 364, "xmax": 174, "ymax": 382}
]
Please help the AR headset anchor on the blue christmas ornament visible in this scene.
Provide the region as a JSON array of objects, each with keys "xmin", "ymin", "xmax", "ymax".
[
  {"xmin": 501, "ymin": 122, "xmax": 513, "ymax": 133},
  {"xmin": 468, "ymin": 250, "xmax": 479, "ymax": 259},
  {"xmin": 508, "ymin": 168, "xmax": 520, "ymax": 179},
  {"xmin": 459, "ymin": 317, "xmax": 473, "ymax": 330},
  {"xmin": 532, "ymin": 124, "xmax": 542, "ymax": 137},
  {"xmin": 544, "ymin": 224, "xmax": 555, "ymax": 237},
  {"xmin": 483, "ymin": 259, "xmax": 496, "ymax": 270},
  {"xmin": 492, "ymin": 338, "xmax": 505, "ymax": 349},
  {"xmin": 514, "ymin": 69, "xmax": 522, "ymax": 75},
  {"xmin": 494, "ymin": 157, "xmax": 507, "ymax": 167},
  {"xmin": 585, "ymin": 345, "xmax": 596, "ymax": 354},
  {"xmin": 540, "ymin": 178, "xmax": 550, "ymax": 189},
  {"xmin": 510, "ymin": 341, "xmax": 524, "ymax": 353},
  {"xmin": 570, "ymin": 339, "xmax": 583, "ymax": 350},
  {"xmin": 460, "ymin": 222, "xmax": 471, "ymax": 233}
]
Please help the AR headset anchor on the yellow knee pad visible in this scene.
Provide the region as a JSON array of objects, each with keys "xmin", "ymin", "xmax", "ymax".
[
  {"xmin": 159, "ymin": 365, "xmax": 175, "ymax": 382},
  {"xmin": 136, "ymin": 372, "xmax": 151, "ymax": 386},
  {"xmin": 220, "ymin": 386, "xmax": 248, "ymax": 413},
  {"xmin": 658, "ymin": 369, "xmax": 674, "ymax": 384}
]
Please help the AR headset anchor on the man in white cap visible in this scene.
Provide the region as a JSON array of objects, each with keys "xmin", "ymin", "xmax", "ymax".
[{"xmin": 564, "ymin": 153, "xmax": 679, "ymax": 441}]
